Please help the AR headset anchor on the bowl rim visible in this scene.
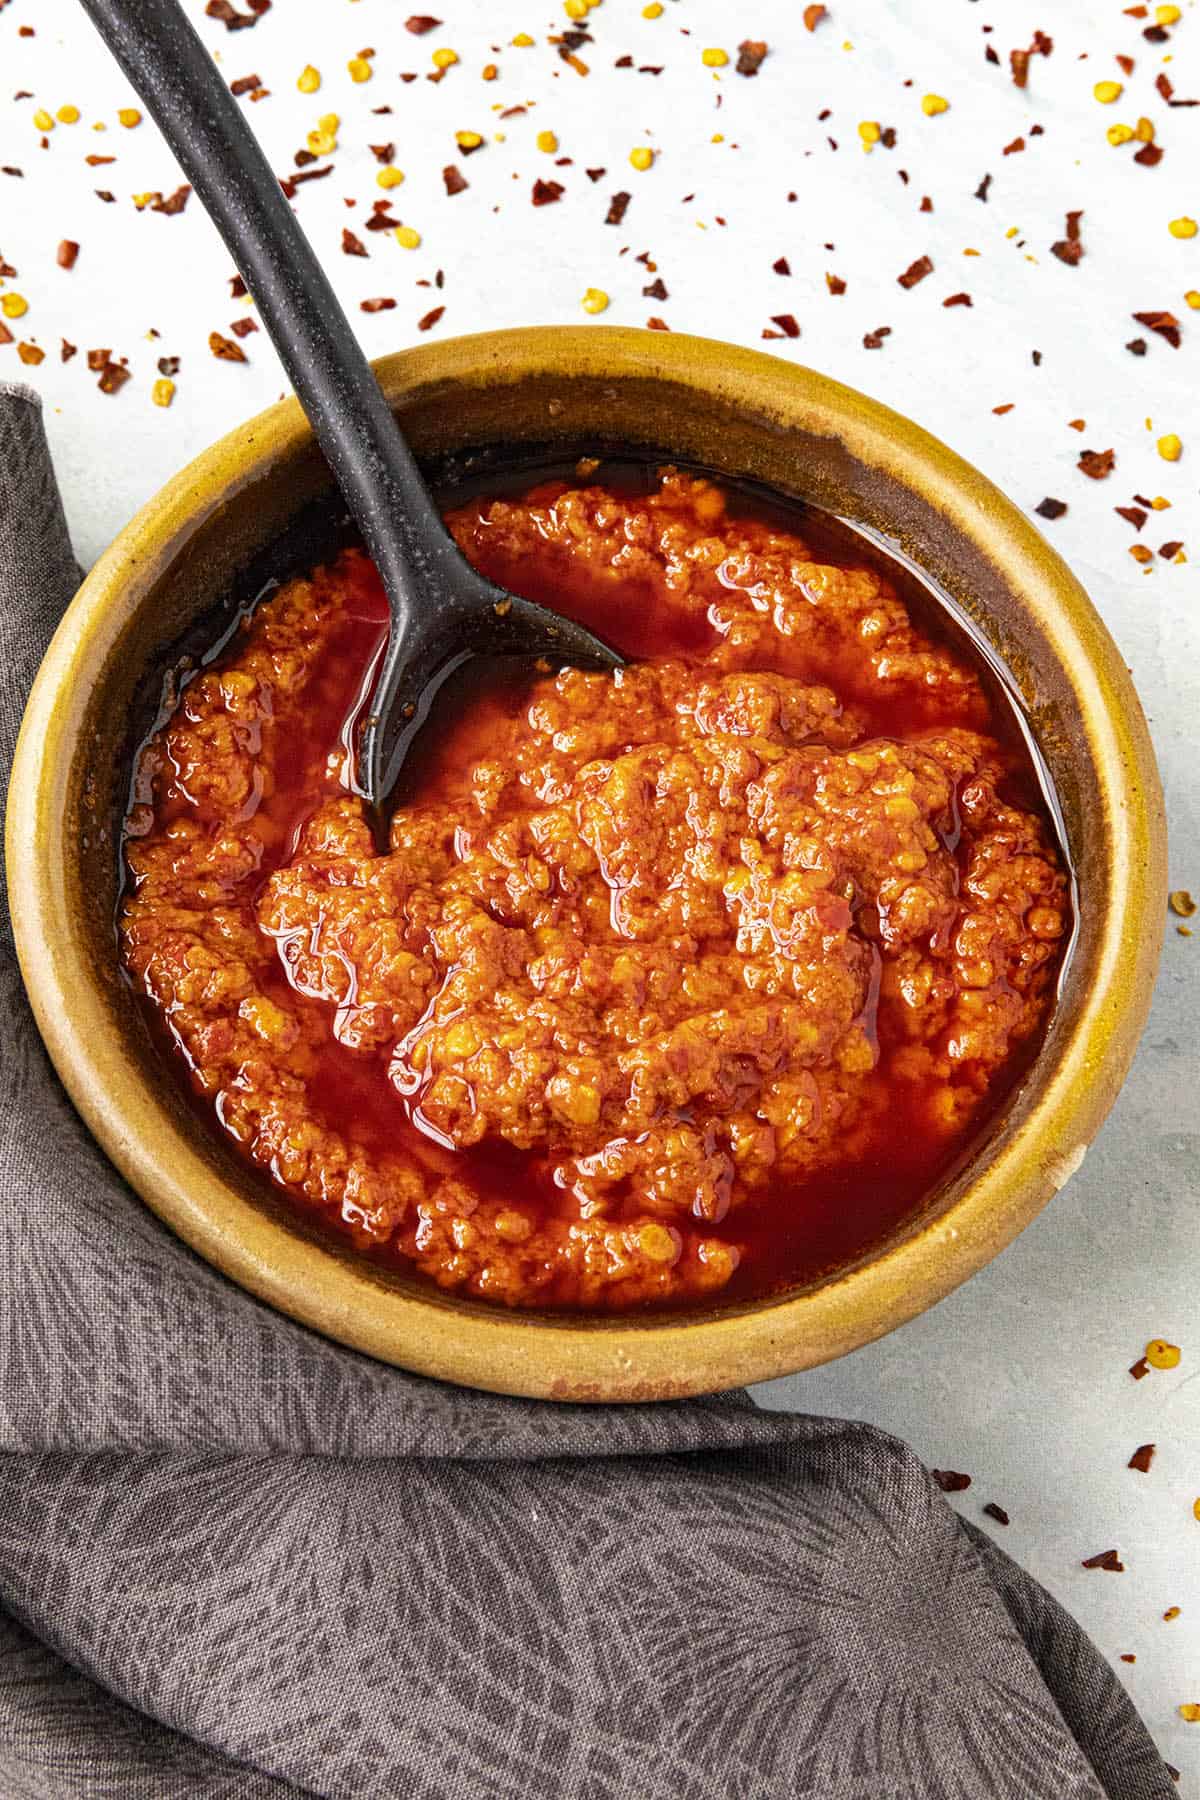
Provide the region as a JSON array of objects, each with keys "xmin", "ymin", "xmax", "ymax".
[{"xmin": 5, "ymin": 326, "xmax": 1166, "ymax": 1401}]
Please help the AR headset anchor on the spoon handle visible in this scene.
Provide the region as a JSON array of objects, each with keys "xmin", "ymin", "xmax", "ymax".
[{"xmin": 77, "ymin": 0, "xmax": 469, "ymax": 634}]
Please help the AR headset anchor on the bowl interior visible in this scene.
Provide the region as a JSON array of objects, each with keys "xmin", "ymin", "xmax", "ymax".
[{"xmin": 24, "ymin": 334, "xmax": 1162, "ymax": 1397}]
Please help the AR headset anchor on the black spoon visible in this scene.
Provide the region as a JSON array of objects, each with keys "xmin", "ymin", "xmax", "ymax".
[{"xmin": 78, "ymin": 0, "xmax": 620, "ymax": 814}]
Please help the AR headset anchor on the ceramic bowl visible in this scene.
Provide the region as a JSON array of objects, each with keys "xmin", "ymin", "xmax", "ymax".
[{"xmin": 6, "ymin": 327, "xmax": 1166, "ymax": 1400}]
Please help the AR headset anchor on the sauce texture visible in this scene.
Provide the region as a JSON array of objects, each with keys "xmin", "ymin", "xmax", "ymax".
[{"xmin": 120, "ymin": 469, "xmax": 1070, "ymax": 1311}]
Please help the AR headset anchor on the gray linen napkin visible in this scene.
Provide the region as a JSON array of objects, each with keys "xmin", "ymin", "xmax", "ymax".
[{"xmin": 0, "ymin": 385, "xmax": 1175, "ymax": 1800}]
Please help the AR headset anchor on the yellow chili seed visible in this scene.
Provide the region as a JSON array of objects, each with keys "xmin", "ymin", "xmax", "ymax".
[
  {"xmin": 56, "ymin": 104, "xmax": 80, "ymax": 124},
  {"xmin": 395, "ymin": 225, "xmax": 421, "ymax": 249},
  {"xmin": 1157, "ymin": 433, "xmax": 1183, "ymax": 462},
  {"xmin": 1181, "ymin": 1705, "xmax": 1200, "ymax": 1723},
  {"xmin": 629, "ymin": 145, "xmax": 654, "ymax": 170},
  {"xmin": 307, "ymin": 129, "xmax": 336, "ymax": 157},
  {"xmin": 701, "ymin": 48, "xmax": 729, "ymax": 67},
  {"xmin": 33, "ymin": 109, "xmax": 55, "ymax": 132},
  {"xmin": 1107, "ymin": 124, "xmax": 1134, "ymax": 146},
  {"xmin": 1184, "ymin": 290, "xmax": 1200, "ymax": 309},
  {"xmin": 297, "ymin": 65, "xmax": 321, "ymax": 94},
  {"xmin": 581, "ymin": 286, "xmax": 609, "ymax": 314},
  {"xmin": 432, "ymin": 47, "xmax": 458, "ymax": 69},
  {"xmin": 536, "ymin": 129, "xmax": 558, "ymax": 153},
  {"xmin": 1151, "ymin": 496, "xmax": 1172, "ymax": 508},
  {"xmin": 564, "ymin": 0, "xmax": 588, "ymax": 18},
  {"xmin": 921, "ymin": 93, "xmax": 949, "ymax": 116},
  {"xmin": 456, "ymin": 129, "xmax": 483, "ymax": 149},
  {"xmin": 118, "ymin": 107, "xmax": 142, "ymax": 127},
  {"xmin": 643, "ymin": 1, "xmax": 663, "ymax": 14},
  {"xmin": 1, "ymin": 293, "xmax": 29, "ymax": 319},
  {"xmin": 347, "ymin": 57, "xmax": 372, "ymax": 83},
  {"xmin": 1145, "ymin": 1338, "xmax": 1181, "ymax": 1368},
  {"xmin": 858, "ymin": 120, "xmax": 881, "ymax": 146},
  {"xmin": 377, "ymin": 165, "xmax": 405, "ymax": 188},
  {"xmin": 482, "ymin": 63, "xmax": 498, "ymax": 80},
  {"xmin": 1169, "ymin": 217, "xmax": 1197, "ymax": 239},
  {"xmin": 1156, "ymin": 3, "xmax": 1182, "ymax": 21},
  {"xmin": 152, "ymin": 378, "xmax": 175, "ymax": 408},
  {"xmin": 1134, "ymin": 116, "xmax": 1155, "ymax": 143},
  {"xmin": 711, "ymin": 132, "xmax": 724, "ymax": 143},
  {"xmin": 1194, "ymin": 1498, "xmax": 1200, "ymax": 1522},
  {"xmin": 1094, "ymin": 81, "xmax": 1123, "ymax": 104},
  {"xmin": 512, "ymin": 32, "xmax": 534, "ymax": 46},
  {"xmin": 318, "ymin": 113, "xmax": 339, "ymax": 133}
]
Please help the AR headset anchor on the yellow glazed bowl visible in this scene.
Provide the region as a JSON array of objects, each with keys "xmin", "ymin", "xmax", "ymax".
[{"xmin": 6, "ymin": 328, "xmax": 1166, "ymax": 1401}]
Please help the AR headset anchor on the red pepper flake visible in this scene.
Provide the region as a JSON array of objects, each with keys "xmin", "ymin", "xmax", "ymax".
[
  {"xmin": 157, "ymin": 354, "xmax": 180, "ymax": 375},
  {"xmin": 1133, "ymin": 143, "xmax": 1164, "ymax": 167},
  {"xmin": 1081, "ymin": 1549, "xmax": 1124, "ymax": 1572},
  {"xmin": 897, "ymin": 255, "xmax": 933, "ymax": 289},
  {"xmin": 1003, "ymin": 136, "xmax": 1025, "ymax": 155},
  {"xmin": 736, "ymin": 40, "xmax": 769, "ymax": 77},
  {"xmin": 152, "ymin": 185, "xmax": 191, "ymax": 215},
  {"xmin": 205, "ymin": 0, "xmax": 268, "ymax": 29},
  {"xmin": 209, "ymin": 330, "xmax": 248, "ymax": 361},
  {"xmin": 1120, "ymin": 1653, "xmax": 1137, "ymax": 1664},
  {"xmin": 1051, "ymin": 209, "xmax": 1084, "ymax": 266},
  {"xmin": 417, "ymin": 305, "xmax": 445, "ymax": 332},
  {"xmin": 983, "ymin": 1502, "xmax": 1010, "ymax": 1525},
  {"xmin": 86, "ymin": 348, "xmax": 111, "ymax": 371},
  {"xmin": 95, "ymin": 190, "xmax": 115, "ymax": 203},
  {"xmin": 769, "ymin": 313, "xmax": 800, "ymax": 338},
  {"xmin": 360, "ymin": 297, "xmax": 396, "ymax": 313},
  {"xmin": 532, "ymin": 179, "xmax": 565, "ymax": 206},
  {"xmin": 1126, "ymin": 338, "xmax": 1148, "ymax": 356},
  {"xmin": 0, "ymin": 322, "xmax": 13, "ymax": 347},
  {"xmin": 97, "ymin": 359, "xmax": 130, "ymax": 394},
  {"xmin": 1130, "ymin": 1356, "xmax": 1151, "ymax": 1379},
  {"xmin": 1078, "ymin": 447, "xmax": 1114, "ymax": 480},
  {"xmin": 974, "ymin": 173, "xmax": 992, "ymax": 202},
  {"xmin": 1010, "ymin": 30, "xmax": 1052, "ymax": 89},
  {"xmin": 405, "ymin": 14, "xmax": 440, "ymax": 32},
  {"xmin": 932, "ymin": 1470, "xmax": 972, "ymax": 1492},
  {"xmin": 229, "ymin": 317, "xmax": 257, "ymax": 338},
  {"xmin": 1159, "ymin": 540, "xmax": 1183, "ymax": 559},
  {"xmin": 442, "ymin": 165, "xmax": 468, "ymax": 197},
  {"xmin": 605, "ymin": 191, "xmax": 631, "ymax": 226},
  {"xmin": 863, "ymin": 326, "xmax": 892, "ymax": 349},
  {"xmin": 1035, "ymin": 496, "xmax": 1067, "ymax": 519},
  {"xmin": 993, "ymin": 403, "xmax": 1015, "ymax": 415},
  {"xmin": 585, "ymin": 167, "xmax": 606, "ymax": 182},
  {"xmin": 985, "ymin": 44, "xmax": 1000, "ymax": 65},
  {"xmin": 230, "ymin": 73, "xmax": 261, "ymax": 96},
  {"xmin": 60, "ymin": 337, "xmax": 77, "ymax": 362},
  {"xmin": 1133, "ymin": 310, "xmax": 1181, "ymax": 348},
  {"xmin": 280, "ymin": 167, "xmax": 333, "ymax": 199},
  {"xmin": 1128, "ymin": 1443, "xmax": 1156, "ymax": 1473},
  {"xmin": 1116, "ymin": 54, "xmax": 1135, "ymax": 76},
  {"xmin": 1116, "ymin": 506, "xmax": 1147, "ymax": 530},
  {"xmin": 56, "ymin": 239, "xmax": 79, "ymax": 270},
  {"xmin": 17, "ymin": 342, "xmax": 45, "ymax": 367},
  {"xmin": 342, "ymin": 227, "xmax": 368, "ymax": 257},
  {"xmin": 85, "ymin": 154, "xmax": 115, "ymax": 167},
  {"xmin": 773, "ymin": 256, "xmax": 791, "ymax": 276},
  {"xmin": 825, "ymin": 272, "xmax": 846, "ymax": 295},
  {"xmin": 365, "ymin": 202, "xmax": 401, "ymax": 232},
  {"xmin": 1143, "ymin": 24, "xmax": 1168, "ymax": 43},
  {"xmin": 646, "ymin": 316, "xmax": 669, "ymax": 331},
  {"xmin": 643, "ymin": 277, "xmax": 668, "ymax": 300},
  {"xmin": 943, "ymin": 292, "xmax": 973, "ymax": 307},
  {"xmin": 802, "ymin": 4, "xmax": 827, "ymax": 29},
  {"xmin": 370, "ymin": 143, "xmax": 395, "ymax": 164}
]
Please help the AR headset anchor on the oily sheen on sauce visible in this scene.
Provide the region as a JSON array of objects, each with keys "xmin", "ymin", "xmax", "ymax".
[{"xmin": 120, "ymin": 468, "xmax": 1070, "ymax": 1313}]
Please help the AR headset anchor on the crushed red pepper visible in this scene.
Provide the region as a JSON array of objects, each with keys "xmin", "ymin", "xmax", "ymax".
[{"xmin": 120, "ymin": 471, "xmax": 1068, "ymax": 1313}]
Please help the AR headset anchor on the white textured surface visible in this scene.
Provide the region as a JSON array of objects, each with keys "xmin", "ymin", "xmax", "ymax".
[{"xmin": 2, "ymin": 0, "xmax": 1198, "ymax": 1780}]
